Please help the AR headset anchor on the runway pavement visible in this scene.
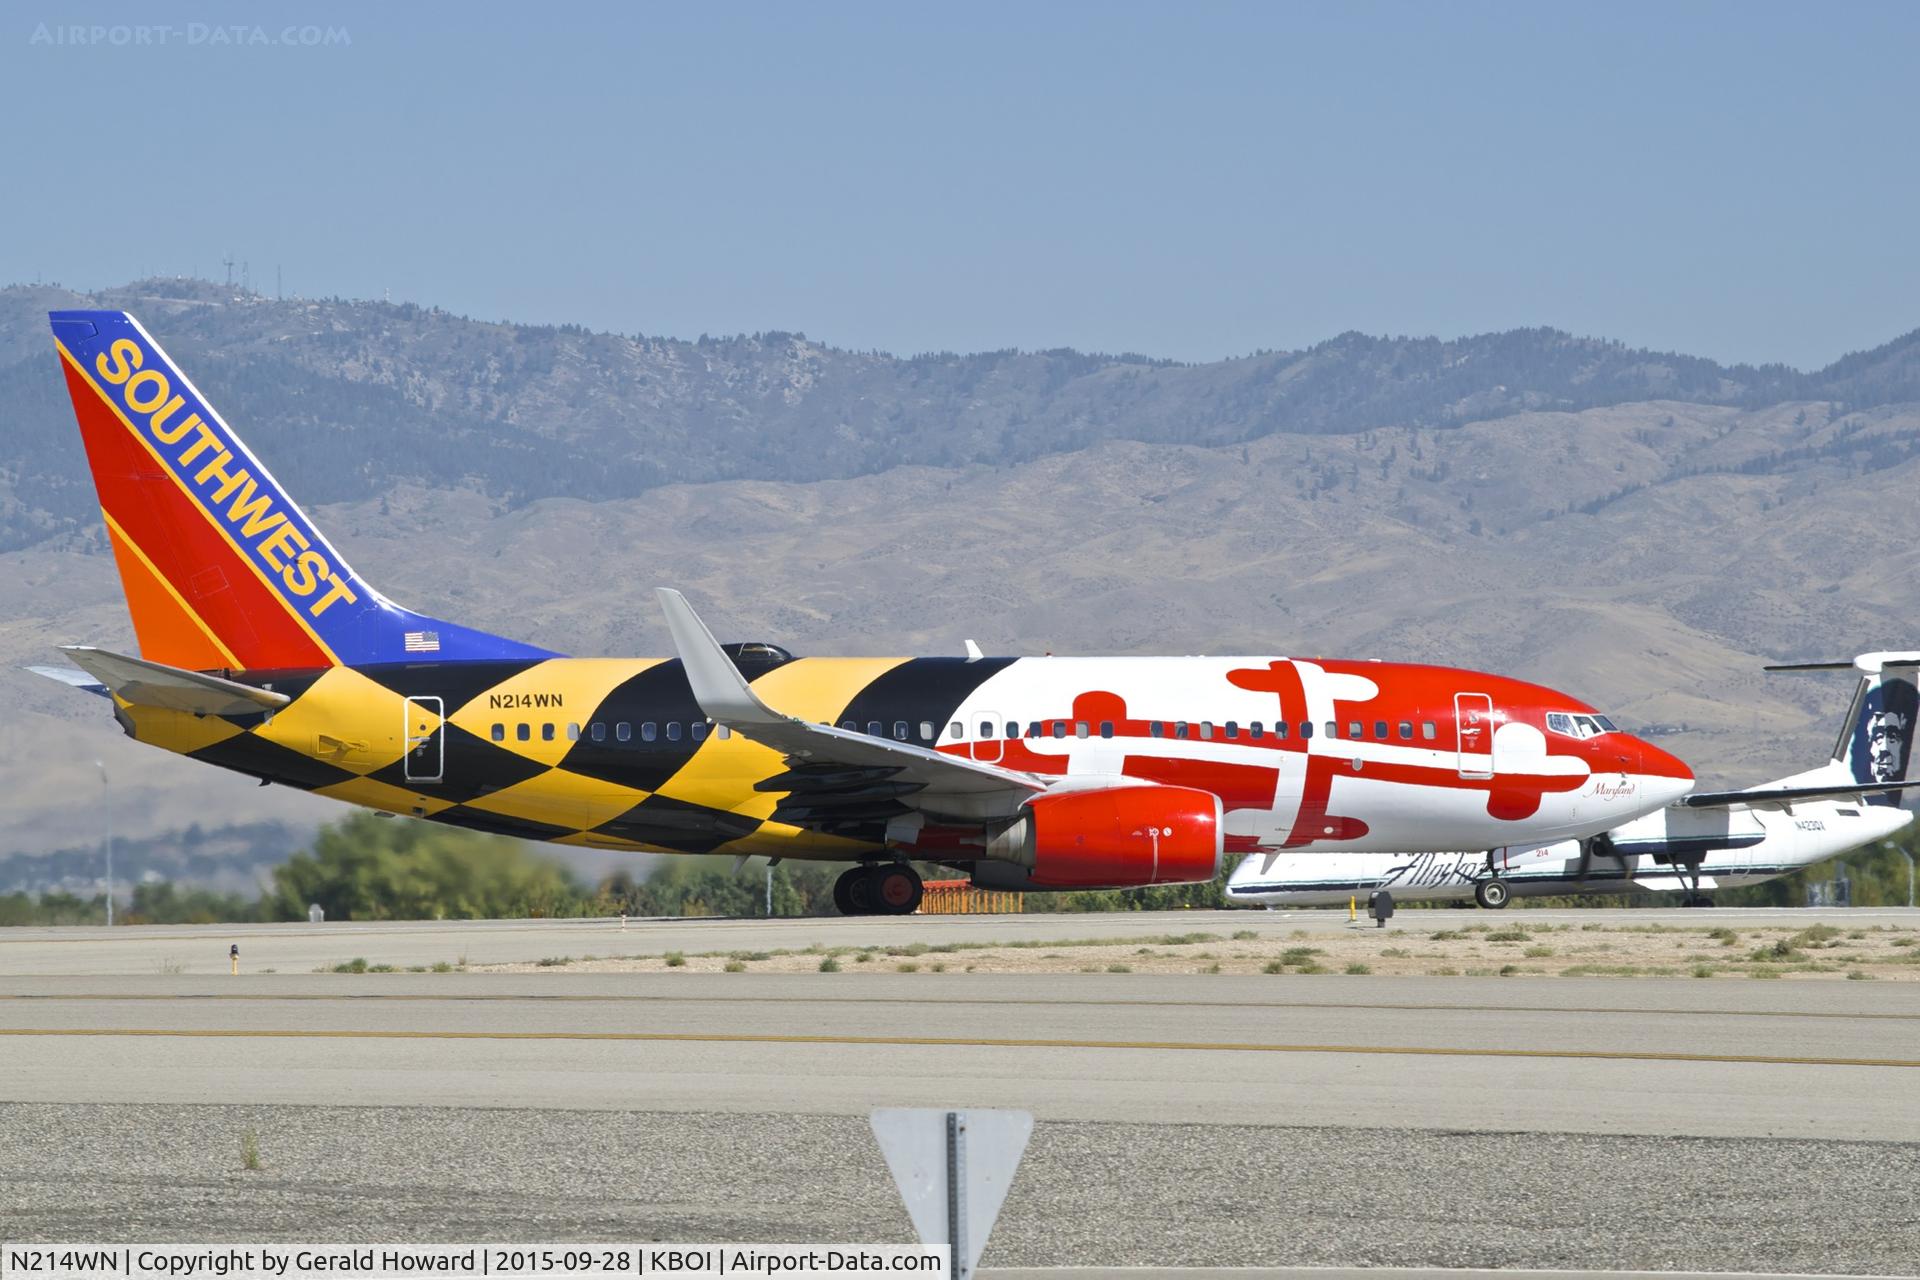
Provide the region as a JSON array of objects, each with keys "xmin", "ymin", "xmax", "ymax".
[
  {"xmin": 4, "ymin": 906, "xmax": 1917, "ymax": 975},
  {"xmin": 7, "ymin": 950, "xmax": 1920, "ymax": 1270},
  {"xmin": 2, "ymin": 971, "xmax": 1916, "ymax": 1140}
]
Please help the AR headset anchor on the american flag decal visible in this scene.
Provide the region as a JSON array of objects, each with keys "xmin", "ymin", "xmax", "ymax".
[{"xmin": 403, "ymin": 630, "xmax": 441, "ymax": 653}]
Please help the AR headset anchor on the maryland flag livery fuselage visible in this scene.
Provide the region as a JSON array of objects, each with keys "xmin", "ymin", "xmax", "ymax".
[{"xmin": 42, "ymin": 311, "xmax": 1698, "ymax": 914}]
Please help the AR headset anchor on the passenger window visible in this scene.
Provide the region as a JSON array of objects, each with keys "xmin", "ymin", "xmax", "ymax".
[
  {"xmin": 841, "ymin": 720, "xmax": 857, "ymax": 732},
  {"xmin": 1348, "ymin": 721, "xmax": 1362, "ymax": 738},
  {"xmin": 1199, "ymin": 721, "xmax": 1215, "ymax": 740},
  {"xmin": 516, "ymin": 723, "xmax": 530, "ymax": 742},
  {"xmin": 1051, "ymin": 721, "xmax": 1066, "ymax": 739},
  {"xmin": 1300, "ymin": 722, "xmax": 1313, "ymax": 739},
  {"xmin": 1099, "ymin": 721, "xmax": 1114, "ymax": 738},
  {"xmin": 1175, "ymin": 721, "xmax": 1190, "ymax": 739},
  {"xmin": 1374, "ymin": 721, "xmax": 1387, "ymax": 739},
  {"xmin": 1272, "ymin": 721, "xmax": 1286, "ymax": 739},
  {"xmin": 615, "ymin": 722, "xmax": 631, "ymax": 743},
  {"xmin": 1028, "ymin": 721, "xmax": 1043, "ymax": 738},
  {"xmin": 642, "ymin": 722, "xmax": 658, "ymax": 742},
  {"xmin": 566, "ymin": 723, "xmax": 581, "ymax": 741},
  {"xmin": 867, "ymin": 721, "xmax": 883, "ymax": 737},
  {"xmin": 1398, "ymin": 722, "xmax": 1412, "ymax": 740},
  {"xmin": 1151, "ymin": 721, "xmax": 1165, "ymax": 737},
  {"xmin": 920, "ymin": 721, "xmax": 935, "ymax": 741},
  {"xmin": 1250, "ymin": 722, "xmax": 1264, "ymax": 739},
  {"xmin": 490, "ymin": 723, "xmax": 505, "ymax": 742},
  {"xmin": 1325, "ymin": 721, "xmax": 1337, "ymax": 739},
  {"xmin": 1075, "ymin": 721, "xmax": 1089, "ymax": 738},
  {"xmin": 590, "ymin": 722, "xmax": 606, "ymax": 742},
  {"xmin": 1422, "ymin": 721, "xmax": 1437, "ymax": 740},
  {"xmin": 691, "ymin": 722, "xmax": 708, "ymax": 742},
  {"xmin": 894, "ymin": 721, "xmax": 910, "ymax": 741},
  {"xmin": 1225, "ymin": 721, "xmax": 1239, "ymax": 739},
  {"xmin": 541, "ymin": 723, "xmax": 555, "ymax": 742}
]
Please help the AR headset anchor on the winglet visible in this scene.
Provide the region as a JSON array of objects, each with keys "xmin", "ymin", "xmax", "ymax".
[{"xmin": 655, "ymin": 588, "xmax": 785, "ymax": 726}]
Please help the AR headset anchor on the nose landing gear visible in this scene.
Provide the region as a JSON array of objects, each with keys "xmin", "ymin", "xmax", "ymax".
[{"xmin": 832, "ymin": 862, "xmax": 924, "ymax": 916}]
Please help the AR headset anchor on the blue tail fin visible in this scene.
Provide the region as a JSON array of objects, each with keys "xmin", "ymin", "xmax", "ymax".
[
  {"xmin": 1836, "ymin": 666, "xmax": 1920, "ymax": 804},
  {"xmin": 51, "ymin": 309, "xmax": 557, "ymax": 669}
]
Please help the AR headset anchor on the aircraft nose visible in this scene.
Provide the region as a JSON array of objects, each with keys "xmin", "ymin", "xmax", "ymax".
[{"xmin": 1630, "ymin": 737, "xmax": 1694, "ymax": 803}]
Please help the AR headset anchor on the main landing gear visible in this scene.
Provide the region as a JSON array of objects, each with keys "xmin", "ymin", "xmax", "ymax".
[
  {"xmin": 1474, "ymin": 848, "xmax": 1511, "ymax": 909},
  {"xmin": 1674, "ymin": 858, "xmax": 1714, "ymax": 908},
  {"xmin": 833, "ymin": 862, "xmax": 924, "ymax": 916},
  {"xmin": 1473, "ymin": 878, "xmax": 1511, "ymax": 910}
]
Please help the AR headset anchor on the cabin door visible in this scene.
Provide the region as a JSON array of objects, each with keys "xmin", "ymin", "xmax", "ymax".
[
  {"xmin": 403, "ymin": 695, "xmax": 444, "ymax": 784},
  {"xmin": 1453, "ymin": 692, "xmax": 1494, "ymax": 780}
]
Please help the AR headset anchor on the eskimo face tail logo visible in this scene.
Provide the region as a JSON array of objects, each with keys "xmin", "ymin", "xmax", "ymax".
[{"xmin": 1850, "ymin": 675, "xmax": 1919, "ymax": 801}]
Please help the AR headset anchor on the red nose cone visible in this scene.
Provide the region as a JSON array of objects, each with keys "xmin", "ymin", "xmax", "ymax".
[
  {"xmin": 1628, "ymin": 737, "xmax": 1694, "ymax": 808},
  {"xmin": 1633, "ymin": 738, "xmax": 1693, "ymax": 783}
]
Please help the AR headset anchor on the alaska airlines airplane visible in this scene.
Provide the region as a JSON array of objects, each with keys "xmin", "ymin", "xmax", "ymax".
[
  {"xmin": 1225, "ymin": 653, "xmax": 1920, "ymax": 909},
  {"xmin": 35, "ymin": 311, "xmax": 1696, "ymax": 914}
]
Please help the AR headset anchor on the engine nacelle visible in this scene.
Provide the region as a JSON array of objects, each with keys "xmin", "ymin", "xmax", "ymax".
[{"xmin": 979, "ymin": 785, "xmax": 1223, "ymax": 889}]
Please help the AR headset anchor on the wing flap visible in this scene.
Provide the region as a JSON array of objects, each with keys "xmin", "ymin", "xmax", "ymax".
[{"xmin": 58, "ymin": 645, "xmax": 290, "ymax": 717}]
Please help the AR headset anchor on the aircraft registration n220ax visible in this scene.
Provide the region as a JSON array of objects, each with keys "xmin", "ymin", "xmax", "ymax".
[{"xmin": 38, "ymin": 310, "xmax": 1694, "ymax": 914}]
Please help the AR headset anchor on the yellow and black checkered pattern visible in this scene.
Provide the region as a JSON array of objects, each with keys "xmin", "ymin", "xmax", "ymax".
[{"xmin": 112, "ymin": 650, "xmax": 1017, "ymax": 860}]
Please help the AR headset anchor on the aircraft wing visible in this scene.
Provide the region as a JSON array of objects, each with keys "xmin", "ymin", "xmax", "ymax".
[
  {"xmin": 55, "ymin": 646, "xmax": 290, "ymax": 717},
  {"xmin": 657, "ymin": 589, "xmax": 1045, "ymax": 828},
  {"xmin": 1681, "ymin": 780, "xmax": 1920, "ymax": 809}
]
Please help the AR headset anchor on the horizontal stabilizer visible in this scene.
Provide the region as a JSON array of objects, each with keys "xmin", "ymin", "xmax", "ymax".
[
  {"xmin": 1767, "ymin": 652, "xmax": 1920, "ymax": 674},
  {"xmin": 58, "ymin": 645, "xmax": 289, "ymax": 717},
  {"xmin": 27, "ymin": 664, "xmax": 109, "ymax": 697},
  {"xmin": 1682, "ymin": 780, "xmax": 1920, "ymax": 809}
]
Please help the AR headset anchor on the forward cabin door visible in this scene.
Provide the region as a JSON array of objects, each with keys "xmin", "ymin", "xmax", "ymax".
[
  {"xmin": 1454, "ymin": 692, "xmax": 1494, "ymax": 780},
  {"xmin": 403, "ymin": 695, "xmax": 444, "ymax": 784}
]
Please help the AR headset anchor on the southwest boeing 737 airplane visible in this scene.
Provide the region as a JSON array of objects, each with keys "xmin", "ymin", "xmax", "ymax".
[{"xmin": 37, "ymin": 311, "xmax": 1703, "ymax": 914}]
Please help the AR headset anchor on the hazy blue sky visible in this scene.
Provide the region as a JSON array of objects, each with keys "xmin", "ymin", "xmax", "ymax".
[{"xmin": 5, "ymin": 2, "xmax": 1915, "ymax": 367}]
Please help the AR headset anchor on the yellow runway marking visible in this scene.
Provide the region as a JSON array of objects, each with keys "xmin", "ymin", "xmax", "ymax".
[
  {"xmin": 2, "ymin": 992, "xmax": 1918, "ymax": 1023},
  {"xmin": 1, "ymin": 1026, "xmax": 1916, "ymax": 1069}
]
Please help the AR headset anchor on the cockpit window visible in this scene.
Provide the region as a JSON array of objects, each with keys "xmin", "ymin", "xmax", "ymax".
[{"xmin": 1547, "ymin": 711, "xmax": 1615, "ymax": 740}]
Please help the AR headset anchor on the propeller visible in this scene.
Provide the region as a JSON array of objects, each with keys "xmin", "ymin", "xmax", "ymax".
[{"xmin": 1576, "ymin": 831, "xmax": 1616, "ymax": 884}]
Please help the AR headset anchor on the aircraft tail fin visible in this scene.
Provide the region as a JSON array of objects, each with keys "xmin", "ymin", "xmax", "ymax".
[
  {"xmin": 1831, "ymin": 659, "xmax": 1920, "ymax": 805},
  {"xmin": 49, "ymin": 311, "xmax": 556, "ymax": 671}
]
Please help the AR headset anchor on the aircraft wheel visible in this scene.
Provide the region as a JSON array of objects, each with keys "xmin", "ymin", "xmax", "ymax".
[
  {"xmin": 1474, "ymin": 879, "xmax": 1511, "ymax": 909},
  {"xmin": 832, "ymin": 867, "xmax": 864, "ymax": 916},
  {"xmin": 871, "ymin": 864, "xmax": 924, "ymax": 915},
  {"xmin": 1682, "ymin": 895, "xmax": 1716, "ymax": 908}
]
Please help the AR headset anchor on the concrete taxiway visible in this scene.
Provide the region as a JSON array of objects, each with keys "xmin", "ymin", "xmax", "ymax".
[
  {"xmin": 3, "ymin": 971, "xmax": 1916, "ymax": 1141},
  {"xmin": 4, "ymin": 906, "xmax": 1917, "ymax": 976}
]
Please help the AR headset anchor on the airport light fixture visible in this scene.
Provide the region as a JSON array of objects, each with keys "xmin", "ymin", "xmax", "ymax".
[
  {"xmin": 95, "ymin": 759, "xmax": 113, "ymax": 927},
  {"xmin": 1885, "ymin": 841, "xmax": 1916, "ymax": 910}
]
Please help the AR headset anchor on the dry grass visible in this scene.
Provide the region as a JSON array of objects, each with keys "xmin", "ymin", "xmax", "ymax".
[{"xmin": 469, "ymin": 921, "xmax": 1920, "ymax": 980}]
